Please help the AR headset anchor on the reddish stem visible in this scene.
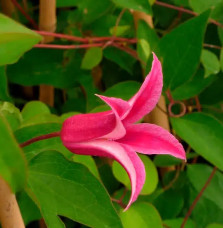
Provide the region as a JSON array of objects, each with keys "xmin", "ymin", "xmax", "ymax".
[
  {"xmin": 155, "ymin": 0, "xmax": 223, "ymax": 28},
  {"xmin": 10, "ymin": 0, "xmax": 39, "ymax": 29},
  {"xmin": 34, "ymin": 30, "xmax": 137, "ymax": 44},
  {"xmin": 34, "ymin": 43, "xmax": 105, "ymax": 49},
  {"xmin": 181, "ymin": 167, "xmax": 217, "ymax": 228},
  {"xmin": 35, "ymin": 30, "xmax": 89, "ymax": 43},
  {"xmin": 112, "ymin": 42, "xmax": 143, "ymax": 63},
  {"xmin": 20, "ymin": 132, "xmax": 61, "ymax": 148},
  {"xmin": 194, "ymin": 96, "xmax": 202, "ymax": 112}
]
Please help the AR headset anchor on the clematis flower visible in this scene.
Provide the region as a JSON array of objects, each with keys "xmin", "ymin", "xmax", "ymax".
[{"xmin": 61, "ymin": 53, "xmax": 185, "ymax": 210}]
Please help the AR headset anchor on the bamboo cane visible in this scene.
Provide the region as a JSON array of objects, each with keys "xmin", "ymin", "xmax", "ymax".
[
  {"xmin": 0, "ymin": 176, "xmax": 25, "ymax": 228},
  {"xmin": 38, "ymin": 0, "xmax": 56, "ymax": 106}
]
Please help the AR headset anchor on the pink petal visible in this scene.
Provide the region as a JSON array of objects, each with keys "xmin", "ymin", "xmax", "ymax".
[
  {"xmin": 63, "ymin": 139, "xmax": 145, "ymax": 210},
  {"xmin": 94, "ymin": 94, "xmax": 128, "ymax": 140},
  {"xmin": 61, "ymin": 111, "xmax": 118, "ymax": 143},
  {"xmin": 123, "ymin": 53, "xmax": 163, "ymax": 124},
  {"xmin": 118, "ymin": 123, "xmax": 186, "ymax": 160},
  {"xmin": 96, "ymin": 94, "xmax": 130, "ymax": 119}
]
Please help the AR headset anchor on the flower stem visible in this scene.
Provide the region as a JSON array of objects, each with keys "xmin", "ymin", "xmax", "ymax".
[
  {"xmin": 20, "ymin": 132, "xmax": 61, "ymax": 148},
  {"xmin": 34, "ymin": 43, "xmax": 105, "ymax": 49},
  {"xmin": 181, "ymin": 166, "xmax": 217, "ymax": 228}
]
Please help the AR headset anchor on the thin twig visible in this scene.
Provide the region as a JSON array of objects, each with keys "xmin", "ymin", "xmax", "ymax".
[
  {"xmin": 20, "ymin": 132, "xmax": 60, "ymax": 148},
  {"xmin": 181, "ymin": 166, "xmax": 217, "ymax": 228},
  {"xmin": 34, "ymin": 30, "xmax": 137, "ymax": 44},
  {"xmin": 35, "ymin": 30, "xmax": 89, "ymax": 43},
  {"xmin": 111, "ymin": 198, "xmax": 127, "ymax": 209},
  {"xmin": 112, "ymin": 42, "xmax": 145, "ymax": 64},
  {"xmin": 155, "ymin": 0, "xmax": 223, "ymax": 29},
  {"xmin": 113, "ymin": 8, "xmax": 127, "ymax": 37},
  {"xmin": 10, "ymin": 0, "xmax": 39, "ymax": 29},
  {"xmin": 34, "ymin": 43, "xmax": 104, "ymax": 49},
  {"xmin": 194, "ymin": 96, "xmax": 202, "ymax": 112},
  {"xmin": 162, "ymin": 166, "xmax": 181, "ymax": 191},
  {"xmin": 203, "ymin": 43, "xmax": 223, "ymax": 50}
]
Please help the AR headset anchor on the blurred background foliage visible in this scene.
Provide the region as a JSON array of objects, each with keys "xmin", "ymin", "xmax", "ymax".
[{"xmin": 0, "ymin": 0, "xmax": 223, "ymax": 227}]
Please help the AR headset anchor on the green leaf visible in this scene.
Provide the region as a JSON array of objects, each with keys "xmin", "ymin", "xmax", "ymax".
[
  {"xmin": 189, "ymin": 0, "xmax": 221, "ymax": 13},
  {"xmin": 56, "ymin": 0, "xmax": 78, "ymax": 7},
  {"xmin": 189, "ymin": 187, "xmax": 223, "ymax": 228},
  {"xmin": 111, "ymin": 0, "xmax": 152, "ymax": 15},
  {"xmin": 199, "ymin": 75, "xmax": 223, "ymax": 105},
  {"xmin": 0, "ymin": 114, "xmax": 26, "ymax": 192},
  {"xmin": 112, "ymin": 155, "xmax": 158, "ymax": 195},
  {"xmin": 103, "ymin": 81, "xmax": 141, "ymax": 100},
  {"xmin": 158, "ymin": 10, "xmax": 210, "ymax": 90},
  {"xmin": 28, "ymin": 151, "xmax": 123, "ymax": 228},
  {"xmin": 17, "ymin": 191, "xmax": 41, "ymax": 225},
  {"xmin": 153, "ymin": 189, "xmax": 184, "ymax": 219},
  {"xmin": 72, "ymin": 154, "xmax": 100, "ymax": 179},
  {"xmin": 14, "ymin": 123, "xmax": 71, "ymax": 161},
  {"xmin": 0, "ymin": 67, "xmax": 11, "ymax": 101},
  {"xmin": 7, "ymin": 49, "xmax": 84, "ymax": 88},
  {"xmin": 187, "ymin": 164, "xmax": 223, "ymax": 211},
  {"xmin": 20, "ymin": 101, "xmax": 61, "ymax": 127},
  {"xmin": 137, "ymin": 20, "xmax": 159, "ymax": 65},
  {"xmin": 81, "ymin": 47, "xmax": 103, "ymax": 70},
  {"xmin": 0, "ymin": 13, "xmax": 41, "ymax": 66},
  {"xmin": 172, "ymin": 69, "xmax": 215, "ymax": 100},
  {"xmin": 21, "ymin": 114, "xmax": 61, "ymax": 127},
  {"xmin": 220, "ymin": 49, "xmax": 223, "ymax": 71},
  {"xmin": 104, "ymin": 47, "xmax": 136, "ymax": 74},
  {"xmin": 171, "ymin": 113, "xmax": 223, "ymax": 171},
  {"xmin": 78, "ymin": 0, "xmax": 114, "ymax": 24},
  {"xmin": 137, "ymin": 39, "xmax": 150, "ymax": 64},
  {"xmin": 201, "ymin": 49, "xmax": 220, "ymax": 78},
  {"xmin": 153, "ymin": 155, "xmax": 182, "ymax": 167},
  {"xmin": 109, "ymin": 25, "xmax": 130, "ymax": 36},
  {"xmin": 0, "ymin": 102, "xmax": 22, "ymax": 131},
  {"xmin": 120, "ymin": 202, "xmax": 162, "ymax": 228},
  {"xmin": 206, "ymin": 224, "xmax": 223, "ymax": 228},
  {"xmin": 22, "ymin": 101, "xmax": 50, "ymax": 121},
  {"xmin": 164, "ymin": 218, "xmax": 195, "ymax": 228}
]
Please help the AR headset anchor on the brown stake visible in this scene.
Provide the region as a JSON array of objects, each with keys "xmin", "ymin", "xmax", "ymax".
[
  {"xmin": 0, "ymin": 176, "xmax": 25, "ymax": 228},
  {"xmin": 38, "ymin": 0, "xmax": 56, "ymax": 106}
]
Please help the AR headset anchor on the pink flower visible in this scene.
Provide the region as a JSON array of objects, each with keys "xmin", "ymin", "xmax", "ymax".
[{"xmin": 61, "ymin": 53, "xmax": 185, "ymax": 210}]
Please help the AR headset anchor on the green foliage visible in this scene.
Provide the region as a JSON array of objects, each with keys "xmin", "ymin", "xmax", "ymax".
[
  {"xmin": 120, "ymin": 202, "xmax": 162, "ymax": 228},
  {"xmin": 137, "ymin": 20, "xmax": 159, "ymax": 65},
  {"xmin": 1, "ymin": 0, "xmax": 223, "ymax": 227},
  {"xmin": 111, "ymin": 0, "xmax": 152, "ymax": 15},
  {"xmin": 81, "ymin": 47, "xmax": 103, "ymax": 70},
  {"xmin": 171, "ymin": 113, "xmax": 223, "ymax": 171},
  {"xmin": 159, "ymin": 10, "xmax": 210, "ymax": 90},
  {"xmin": 188, "ymin": 164, "xmax": 223, "ymax": 211},
  {"xmin": 201, "ymin": 49, "xmax": 220, "ymax": 78},
  {"xmin": 0, "ymin": 66, "xmax": 11, "ymax": 101},
  {"xmin": 0, "ymin": 13, "xmax": 41, "ymax": 66},
  {"xmin": 28, "ymin": 151, "xmax": 123, "ymax": 228},
  {"xmin": 112, "ymin": 155, "xmax": 158, "ymax": 195},
  {"xmin": 0, "ymin": 102, "xmax": 22, "ymax": 131},
  {"xmin": 0, "ymin": 114, "xmax": 26, "ymax": 192}
]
